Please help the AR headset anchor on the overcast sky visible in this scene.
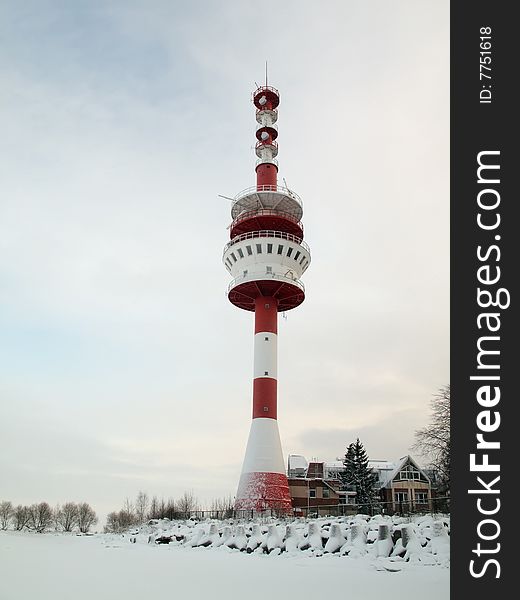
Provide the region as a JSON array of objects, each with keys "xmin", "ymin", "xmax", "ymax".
[{"xmin": 0, "ymin": 0, "xmax": 449, "ymax": 523}]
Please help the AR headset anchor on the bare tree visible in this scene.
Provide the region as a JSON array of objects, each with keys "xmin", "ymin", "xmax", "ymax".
[
  {"xmin": 148, "ymin": 495, "xmax": 159, "ymax": 520},
  {"xmin": 57, "ymin": 502, "xmax": 79, "ymax": 532},
  {"xmin": 77, "ymin": 502, "xmax": 97, "ymax": 533},
  {"xmin": 53, "ymin": 504, "xmax": 61, "ymax": 531},
  {"xmin": 0, "ymin": 501, "xmax": 13, "ymax": 530},
  {"xmin": 135, "ymin": 491, "xmax": 149, "ymax": 525},
  {"xmin": 122, "ymin": 497, "xmax": 134, "ymax": 517},
  {"xmin": 104, "ymin": 512, "xmax": 120, "ymax": 533},
  {"xmin": 164, "ymin": 498, "xmax": 177, "ymax": 520},
  {"xmin": 412, "ymin": 384, "xmax": 450, "ymax": 493},
  {"xmin": 13, "ymin": 505, "xmax": 31, "ymax": 531},
  {"xmin": 209, "ymin": 495, "xmax": 234, "ymax": 519},
  {"xmin": 177, "ymin": 491, "xmax": 199, "ymax": 517},
  {"xmin": 28, "ymin": 502, "xmax": 54, "ymax": 533},
  {"xmin": 104, "ymin": 509, "xmax": 134, "ymax": 533}
]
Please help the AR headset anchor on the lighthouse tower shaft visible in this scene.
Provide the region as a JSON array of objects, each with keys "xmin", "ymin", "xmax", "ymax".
[
  {"xmin": 223, "ymin": 84, "xmax": 310, "ymax": 513},
  {"xmin": 235, "ymin": 297, "xmax": 292, "ymax": 511}
]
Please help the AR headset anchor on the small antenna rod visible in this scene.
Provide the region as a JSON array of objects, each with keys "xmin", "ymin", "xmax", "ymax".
[{"xmin": 265, "ymin": 61, "xmax": 268, "ymax": 87}]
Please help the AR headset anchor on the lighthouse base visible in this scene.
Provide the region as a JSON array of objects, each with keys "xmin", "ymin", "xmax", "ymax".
[
  {"xmin": 235, "ymin": 471, "xmax": 292, "ymax": 513},
  {"xmin": 234, "ymin": 417, "xmax": 293, "ymax": 514}
]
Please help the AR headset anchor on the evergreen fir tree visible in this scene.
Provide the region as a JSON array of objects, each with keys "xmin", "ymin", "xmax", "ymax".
[
  {"xmin": 340, "ymin": 438, "xmax": 380, "ymax": 514},
  {"xmin": 341, "ymin": 443, "xmax": 356, "ymax": 487}
]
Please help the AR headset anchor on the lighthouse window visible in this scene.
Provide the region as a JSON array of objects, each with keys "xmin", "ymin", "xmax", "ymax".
[
  {"xmin": 299, "ymin": 255, "xmax": 306, "ymax": 265},
  {"xmin": 246, "ymin": 245, "xmax": 253, "ymax": 255},
  {"xmin": 277, "ymin": 245, "xmax": 284, "ymax": 255},
  {"xmin": 226, "ymin": 258, "xmax": 232, "ymax": 268},
  {"xmin": 286, "ymin": 247, "xmax": 293, "ymax": 257},
  {"xmin": 243, "ymin": 270, "xmax": 248, "ymax": 277},
  {"xmin": 294, "ymin": 251, "xmax": 301, "ymax": 261},
  {"xmin": 266, "ymin": 266, "xmax": 272, "ymax": 274},
  {"xmin": 230, "ymin": 252, "xmax": 237, "ymax": 262},
  {"xmin": 267, "ymin": 243, "xmax": 273, "ymax": 254},
  {"xmin": 256, "ymin": 244, "xmax": 262, "ymax": 254},
  {"xmin": 237, "ymin": 248, "xmax": 244, "ymax": 258},
  {"xmin": 265, "ymin": 337, "xmax": 269, "ymax": 341}
]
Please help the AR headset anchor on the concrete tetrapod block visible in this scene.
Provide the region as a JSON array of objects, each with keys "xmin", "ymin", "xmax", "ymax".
[
  {"xmin": 375, "ymin": 524, "xmax": 394, "ymax": 558},
  {"xmin": 266, "ymin": 524, "xmax": 283, "ymax": 553},
  {"xmin": 324, "ymin": 523, "xmax": 347, "ymax": 554}
]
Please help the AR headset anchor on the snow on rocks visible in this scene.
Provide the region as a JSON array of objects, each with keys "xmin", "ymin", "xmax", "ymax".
[
  {"xmin": 246, "ymin": 524, "xmax": 264, "ymax": 553},
  {"xmin": 299, "ymin": 522, "xmax": 324, "ymax": 553},
  {"xmin": 374, "ymin": 524, "xmax": 394, "ymax": 558},
  {"xmin": 185, "ymin": 526, "xmax": 205, "ymax": 547},
  {"xmin": 194, "ymin": 523, "xmax": 220, "ymax": 548},
  {"xmin": 339, "ymin": 522, "xmax": 368, "ymax": 557},
  {"xmin": 226, "ymin": 525, "xmax": 248, "ymax": 551},
  {"xmin": 324, "ymin": 523, "xmax": 346, "ymax": 554},
  {"xmin": 219, "ymin": 526, "xmax": 233, "ymax": 549},
  {"xmin": 400, "ymin": 525, "xmax": 431, "ymax": 564},
  {"xmin": 429, "ymin": 521, "xmax": 450, "ymax": 566},
  {"xmin": 266, "ymin": 524, "xmax": 283, "ymax": 553},
  {"xmin": 120, "ymin": 513, "xmax": 450, "ymax": 567},
  {"xmin": 283, "ymin": 525, "xmax": 300, "ymax": 553}
]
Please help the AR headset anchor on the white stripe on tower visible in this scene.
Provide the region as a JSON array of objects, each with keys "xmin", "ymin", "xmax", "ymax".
[{"xmin": 253, "ymin": 332, "xmax": 277, "ymax": 380}]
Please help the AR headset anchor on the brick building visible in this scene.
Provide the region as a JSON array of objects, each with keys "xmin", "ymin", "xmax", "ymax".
[{"xmin": 287, "ymin": 454, "xmax": 434, "ymax": 514}]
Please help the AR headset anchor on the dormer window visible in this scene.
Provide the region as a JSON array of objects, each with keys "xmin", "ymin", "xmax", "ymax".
[{"xmin": 396, "ymin": 463, "xmax": 427, "ymax": 482}]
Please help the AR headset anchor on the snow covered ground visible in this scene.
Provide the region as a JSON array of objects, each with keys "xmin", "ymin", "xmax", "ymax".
[{"xmin": 0, "ymin": 517, "xmax": 449, "ymax": 600}]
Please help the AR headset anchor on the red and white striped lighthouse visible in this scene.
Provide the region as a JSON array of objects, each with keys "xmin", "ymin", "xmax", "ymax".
[{"xmin": 223, "ymin": 83, "xmax": 310, "ymax": 513}]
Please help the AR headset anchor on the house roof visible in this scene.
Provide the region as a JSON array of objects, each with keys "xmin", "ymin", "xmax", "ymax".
[{"xmin": 290, "ymin": 454, "xmax": 429, "ymax": 488}]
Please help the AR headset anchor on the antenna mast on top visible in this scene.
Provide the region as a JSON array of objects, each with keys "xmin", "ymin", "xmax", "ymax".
[{"xmin": 265, "ymin": 61, "xmax": 268, "ymax": 87}]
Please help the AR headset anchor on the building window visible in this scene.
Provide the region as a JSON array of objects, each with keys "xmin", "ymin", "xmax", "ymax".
[
  {"xmin": 256, "ymin": 244, "xmax": 262, "ymax": 254},
  {"xmin": 264, "ymin": 337, "xmax": 269, "ymax": 341},
  {"xmin": 398, "ymin": 464, "xmax": 426, "ymax": 482},
  {"xmin": 226, "ymin": 259, "xmax": 232, "ymax": 268},
  {"xmin": 243, "ymin": 270, "xmax": 248, "ymax": 277},
  {"xmin": 277, "ymin": 244, "xmax": 284, "ymax": 255},
  {"xmin": 415, "ymin": 492, "xmax": 428, "ymax": 504},
  {"xmin": 294, "ymin": 250, "xmax": 301, "ymax": 261},
  {"xmin": 266, "ymin": 266, "xmax": 272, "ymax": 274},
  {"xmin": 395, "ymin": 492, "xmax": 408, "ymax": 503},
  {"xmin": 299, "ymin": 255, "xmax": 306, "ymax": 265},
  {"xmin": 237, "ymin": 248, "xmax": 244, "ymax": 258},
  {"xmin": 230, "ymin": 252, "xmax": 237, "ymax": 263},
  {"xmin": 246, "ymin": 245, "xmax": 253, "ymax": 256},
  {"xmin": 286, "ymin": 247, "xmax": 293, "ymax": 257},
  {"xmin": 322, "ymin": 487, "xmax": 330, "ymax": 499},
  {"xmin": 267, "ymin": 243, "xmax": 273, "ymax": 254},
  {"xmin": 309, "ymin": 489, "xmax": 316, "ymax": 499},
  {"xmin": 264, "ymin": 371, "xmax": 268, "ymax": 375}
]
